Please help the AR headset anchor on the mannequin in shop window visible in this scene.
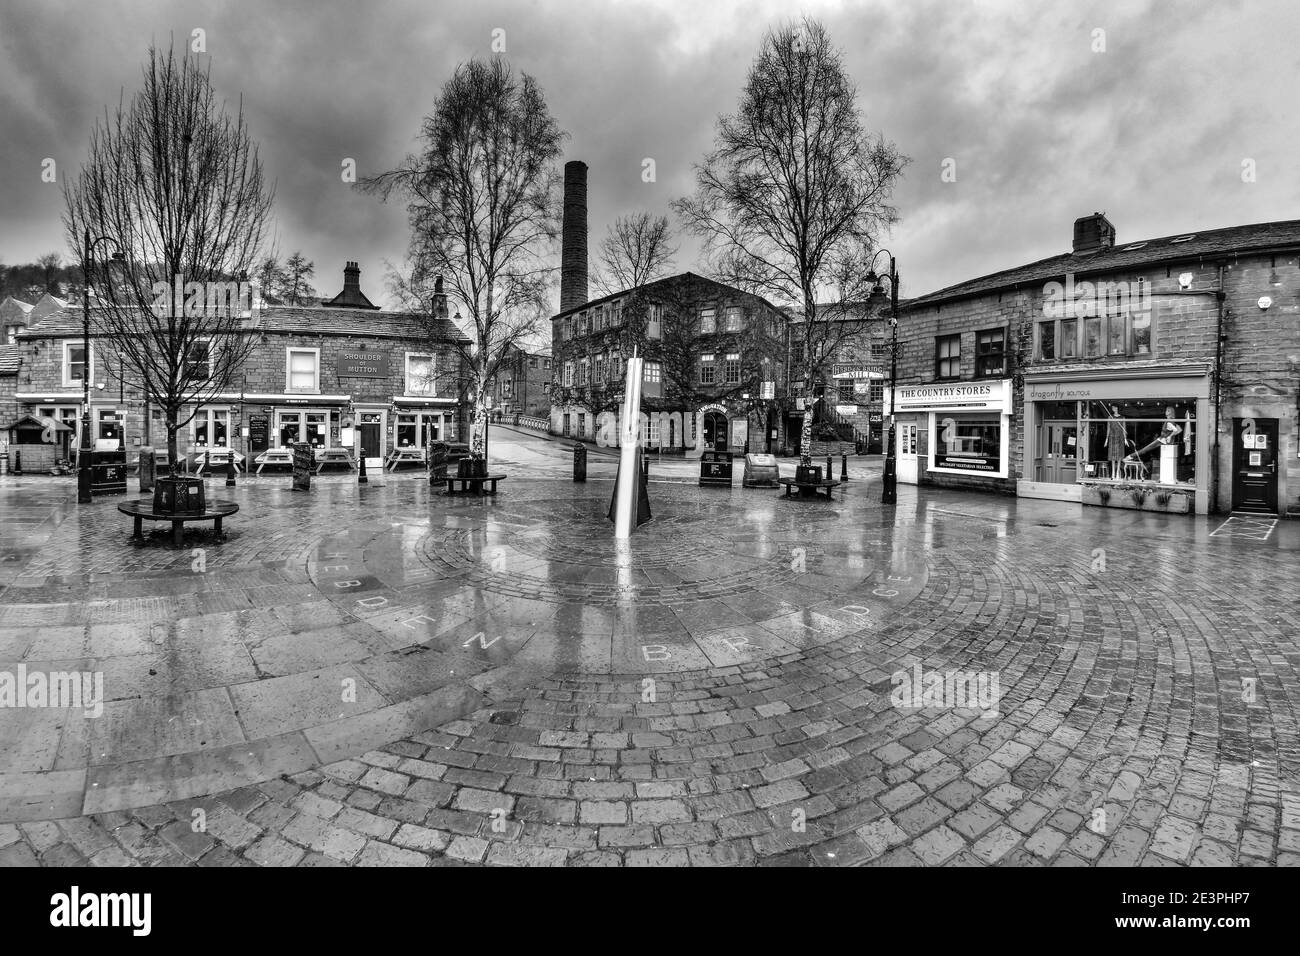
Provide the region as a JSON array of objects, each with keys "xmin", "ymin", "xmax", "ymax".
[
  {"xmin": 1104, "ymin": 405, "xmax": 1128, "ymax": 478},
  {"xmin": 1127, "ymin": 405, "xmax": 1182, "ymax": 465}
]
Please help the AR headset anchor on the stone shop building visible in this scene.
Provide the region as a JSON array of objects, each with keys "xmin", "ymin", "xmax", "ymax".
[
  {"xmin": 2, "ymin": 262, "xmax": 469, "ymax": 472},
  {"xmin": 891, "ymin": 213, "xmax": 1300, "ymax": 517}
]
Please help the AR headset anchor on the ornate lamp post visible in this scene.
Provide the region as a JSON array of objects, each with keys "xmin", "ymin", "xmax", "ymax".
[
  {"xmin": 866, "ymin": 251, "xmax": 899, "ymax": 505},
  {"xmin": 78, "ymin": 229, "xmax": 124, "ymax": 504}
]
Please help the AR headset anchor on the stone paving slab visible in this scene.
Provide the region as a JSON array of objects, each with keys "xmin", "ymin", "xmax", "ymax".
[{"xmin": 1, "ymin": 433, "xmax": 1298, "ymax": 865}]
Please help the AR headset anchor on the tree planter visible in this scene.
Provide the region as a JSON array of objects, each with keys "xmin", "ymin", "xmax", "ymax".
[
  {"xmin": 1081, "ymin": 484, "xmax": 1191, "ymax": 514},
  {"xmin": 153, "ymin": 476, "xmax": 206, "ymax": 514}
]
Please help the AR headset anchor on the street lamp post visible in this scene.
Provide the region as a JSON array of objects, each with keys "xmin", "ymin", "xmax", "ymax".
[
  {"xmin": 866, "ymin": 252, "xmax": 900, "ymax": 505},
  {"xmin": 79, "ymin": 228, "xmax": 123, "ymax": 505}
]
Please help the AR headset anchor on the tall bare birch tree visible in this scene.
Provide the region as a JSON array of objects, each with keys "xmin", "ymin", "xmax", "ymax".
[
  {"xmin": 363, "ymin": 58, "xmax": 564, "ymax": 467},
  {"xmin": 64, "ymin": 45, "xmax": 273, "ymax": 472},
  {"xmin": 674, "ymin": 18, "xmax": 906, "ymax": 464}
]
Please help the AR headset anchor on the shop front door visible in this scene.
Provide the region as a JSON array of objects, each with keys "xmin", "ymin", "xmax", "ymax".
[
  {"xmin": 703, "ymin": 411, "xmax": 727, "ymax": 450},
  {"xmin": 358, "ymin": 412, "xmax": 384, "ymax": 465},
  {"xmin": 897, "ymin": 422, "xmax": 918, "ymax": 484},
  {"xmin": 1036, "ymin": 421, "xmax": 1079, "ymax": 484},
  {"xmin": 1232, "ymin": 418, "xmax": 1279, "ymax": 513}
]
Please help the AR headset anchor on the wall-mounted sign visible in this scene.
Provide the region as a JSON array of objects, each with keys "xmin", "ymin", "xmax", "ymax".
[
  {"xmin": 835, "ymin": 405, "xmax": 858, "ymax": 415},
  {"xmin": 895, "ymin": 380, "xmax": 1011, "ymax": 413},
  {"xmin": 337, "ymin": 351, "xmax": 390, "ymax": 378}
]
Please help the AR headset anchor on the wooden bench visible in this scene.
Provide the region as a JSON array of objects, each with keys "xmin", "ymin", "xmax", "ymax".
[
  {"xmin": 444, "ymin": 474, "xmax": 507, "ymax": 496},
  {"xmin": 778, "ymin": 477, "xmax": 841, "ymax": 500},
  {"xmin": 118, "ymin": 498, "xmax": 240, "ymax": 547}
]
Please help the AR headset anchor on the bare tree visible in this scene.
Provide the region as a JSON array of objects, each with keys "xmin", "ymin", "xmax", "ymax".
[
  {"xmin": 63, "ymin": 45, "xmax": 274, "ymax": 473},
  {"xmin": 281, "ymin": 251, "xmax": 315, "ymax": 305},
  {"xmin": 592, "ymin": 212, "xmax": 678, "ymax": 296},
  {"xmin": 254, "ymin": 254, "xmax": 285, "ymax": 305},
  {"xmin": 674, "ymin": 17, "xmax": 907, "ymax": 464},
  {"xmin": 37, "ymin": 253, "xmax": 63, "ymax": 295},
  {"xmin": 363, "ymin": 57, "xmax": 564, "ymax": 467}
]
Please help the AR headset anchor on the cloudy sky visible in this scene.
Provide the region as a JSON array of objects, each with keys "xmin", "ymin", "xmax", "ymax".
[{"xmin": 1, "ymin": 0, "xmax": 1295, "ymax": 308}]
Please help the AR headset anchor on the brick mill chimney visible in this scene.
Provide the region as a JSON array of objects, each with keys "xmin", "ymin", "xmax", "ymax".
[
  {"xmin": 1072, "ymin": 213, "xmax": 1116, "ymax": 255},
  {"xmin": 560, "ymin": 160, "xmax": 588, "ymax": 311},
  {"xmin": 323, "ymin": 260, "xmax": 379, "ymax": 309}
]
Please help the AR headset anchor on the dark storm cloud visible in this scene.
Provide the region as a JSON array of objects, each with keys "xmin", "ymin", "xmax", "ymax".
[{"xmin": 1, "ymin": 0, "xmax": 1297, "ymax": 306}]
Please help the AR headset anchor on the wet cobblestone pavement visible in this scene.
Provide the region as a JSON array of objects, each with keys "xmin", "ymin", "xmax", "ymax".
[{"xmin": 1, "ymin": 434, "xmax": 1298, "ymax": 866}]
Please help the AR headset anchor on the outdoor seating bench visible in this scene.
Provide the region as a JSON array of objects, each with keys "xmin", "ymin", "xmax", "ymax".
[
  {"xmin": 443, "ymin": 474, "xmax": 507, "ymax": 496},
  {"xmin": 778, "ymin": 477, "xmax": 841, "ymax": 500},
  {"xmin": 118, "ymin": 498, "xmax": 240, "ymax": 547}
]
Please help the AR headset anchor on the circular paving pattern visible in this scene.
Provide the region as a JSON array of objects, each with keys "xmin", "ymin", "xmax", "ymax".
[{"xmin": 2, "ymin": 456, "xmax": 1299, "ymax": 867}]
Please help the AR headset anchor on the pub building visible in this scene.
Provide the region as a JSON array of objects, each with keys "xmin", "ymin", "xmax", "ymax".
[
  {"xmin": 890, "ymin": 213, "xmax": 1300, "ymax": 517},
  {"xmin": 6, "ymin": 262, "xmax": 468, "ymax": 472}
]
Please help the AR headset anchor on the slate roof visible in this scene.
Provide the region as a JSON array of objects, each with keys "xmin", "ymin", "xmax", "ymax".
[
  {"xmin": 0, "ymin": 345, "xmax": 21, "ymax": 375},
  {"xmin": 905, "ymin": 219, "xmax": 1300, "ymax": 309},
  {"xmin": 551, "ymin": 271, "xmax": 794, "ymax": 322},
  {"xmin": 15, "ymin": 304, "xmax": 469, "ymax": 346}
]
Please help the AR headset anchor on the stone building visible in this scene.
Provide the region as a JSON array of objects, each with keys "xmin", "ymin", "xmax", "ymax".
[
  {"xmin": 788, "ymin": 302, "xmax": 890, "ymax": 453},
  {"xmin": 488, "ymin": 345, "xmax": 551, "ymax": 420},
  {"xmin": 548, "ymin": 160, "xmax": 791, "ymax": 453},
  {"xmin": 3, "ymin": 262, "xmax": 469, "ymax": 471},
  {"xmin": 891, "ymin": 212, "xmax": 1300, "ymax": 517}
]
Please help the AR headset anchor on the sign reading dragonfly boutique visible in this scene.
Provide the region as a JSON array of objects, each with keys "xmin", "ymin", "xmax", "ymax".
[
  {"xmin": 891, "ymin": 379, "xmax": 1013, "ymax": 479},
  {"xmin": 336, "ymin": 350, "xmax": 390, "ymax": 379}
]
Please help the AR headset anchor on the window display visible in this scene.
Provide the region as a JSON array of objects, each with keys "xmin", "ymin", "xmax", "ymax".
[
  {"xmin": 933, "ymin": 414, "xmax": 1001, "ymax": 473},
  {"xmin": 1082, "ymin": 399, "xmax": 1195, "ymax": 483}
]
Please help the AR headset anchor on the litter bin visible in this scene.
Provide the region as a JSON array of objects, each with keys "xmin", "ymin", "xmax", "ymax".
[{"xmin": 90, "ymin": 449, "xmax": 127, "ymax": 496}]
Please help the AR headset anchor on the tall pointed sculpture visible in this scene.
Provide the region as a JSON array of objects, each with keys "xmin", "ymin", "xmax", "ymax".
[{"xmin": 608, "ymin": 348, "xmax": 652, "ymax": 537}]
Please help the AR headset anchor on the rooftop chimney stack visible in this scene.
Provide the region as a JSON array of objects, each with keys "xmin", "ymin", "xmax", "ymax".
[
  {"xmin": 1073, "ymin": 212, "xmax": 1116, "ymax": 255},
  {"xmin": 560, "ymin": 160, "xmax": 588, "ymax": 312},
  {"xmin": 323, "ymin": 259, "xmax": 378, "ymax": 309}
]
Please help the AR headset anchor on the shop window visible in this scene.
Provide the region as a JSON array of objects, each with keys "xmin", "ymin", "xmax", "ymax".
[
  {"xmin": 935, "ymin": 335, "xmax": 960, "ymax": 380},
  {"xmin": 1038, "ymin": 320, "xmax": 1056, "ymax": 361},
  {"xmin": 1081, "ymin": 399, "xmax": 1196, "ymax": 484},
  {"xmin": 286, "ymin": 348, "xmax": 319, "ymax": 393},
  {"xmin": 648, "ymin": 304, "xmax": 662, "ymax": 339},
  {"xmin": 934, "ymin": 414, "xmax": 1002, "ymax": 475},
  {"xmin": 725, "ymin": 307, "xmax": 743, "ymax": 332},
  {"xmin": 193, "ymin": 408, "xmax": 230, "ymax": 448},
  {"xmin": 976, "ymin": 328, "xmax": 1006, "ymax": 377},
  {"xmin": 700, "ymin": 354, "xmax": 716, "ymax": 385},
  {"xmin": 62, "ymin": 341, "xmax": 91, "ymax": 387},
  {"xmin": 699, "ymin": 308, "xmax": 716, "ymax": 334}
]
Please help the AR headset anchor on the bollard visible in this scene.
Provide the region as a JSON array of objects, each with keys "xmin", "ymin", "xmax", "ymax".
[
  {"xmin": 841, "ymin": 454, "xmax": 849, "ymax": 481},
  {"xmin": 642, "ymin": 456, "xmax": 649, "ymax": 487},
  {"xmin": 225, "ymin": 454, "xmax": 236, "ymax": 487},
  {"xmin": 573, "ymin": 442, "xmax": 587, "ymax": 482},
  {"xmin": 358, "ymin": 454, "xmax": 368, "ymax": 484},
  {"xmin": 826, "ymin": 455, "xmax": 832, "ymax": 479},
  {"xmin": 13, "ymin": 450, "xmax": 20, "ymax": 475}
]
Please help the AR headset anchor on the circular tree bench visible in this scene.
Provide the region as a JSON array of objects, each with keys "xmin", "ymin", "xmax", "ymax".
[
  {"xmin": 778, "ymin": 477, "xmax": 841, "ymax": 500},
  {"xmin": 118, "ymin": 499, "xmax": 240, "ymax": 547}
]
